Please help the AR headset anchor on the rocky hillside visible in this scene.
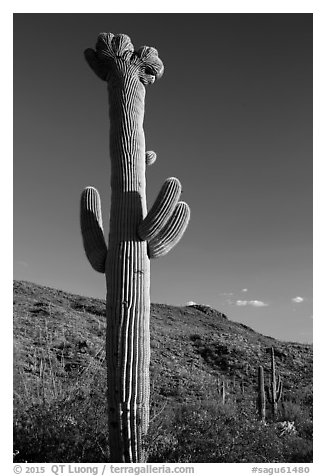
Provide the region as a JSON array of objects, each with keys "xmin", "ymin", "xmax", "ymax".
[{"xmin": 13, "ymin": 280, "xmax": 313, "ymax": 463}]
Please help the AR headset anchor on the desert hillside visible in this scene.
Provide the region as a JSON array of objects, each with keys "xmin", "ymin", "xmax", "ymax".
[{"xmin": 13, "ymin": 280, "xmax": 313, "ymax": 463}]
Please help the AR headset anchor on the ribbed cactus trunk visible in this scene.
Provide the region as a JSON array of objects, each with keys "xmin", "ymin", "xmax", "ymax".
[
  {"xmin": 106, "ymin": 74, "xmax": 150, "ymax": 463},
  {"xmin": 80, "ymin": 33, "xmax": 190, "ymax": 463}
]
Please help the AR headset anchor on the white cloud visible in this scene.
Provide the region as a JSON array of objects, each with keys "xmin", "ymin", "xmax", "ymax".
[
  {"xmin": 186, "ymin": 301, "xmax": 197, "ymax": 306},
  {"xmin": 241, "ymin": 288, "xmax": 248, "ymax": 292},
  {"xmin": 292, "ymin": 296, "xmax": 304, "ymax": 303},
  {"xmin": 236, "ymin": 300, "xmax": 268, "ymax": 307},
  {"xmin": 250, "ymin": 300, "xmax": 269, "ymax": 307}
]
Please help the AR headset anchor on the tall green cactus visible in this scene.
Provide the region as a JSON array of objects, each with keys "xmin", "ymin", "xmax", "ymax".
[
  {"xmin": 267, "ymin": 347, "xmax": 283, "ymax": 418},
  {"xmin": 80, "ymin": 33, "xmax": 190, "ymax": 463},
  {"xmin": 257, "ymin": 365, "xmax": 266, "ymax": 422}
]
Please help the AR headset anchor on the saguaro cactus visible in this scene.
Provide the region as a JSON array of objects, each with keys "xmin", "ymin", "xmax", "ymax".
[
  {"xmin": 217, "ymin": 376, "xmax": 226, "ymax": 404},
  {"xmin": 220, "ymin": 378, "xmax": 226, "ymax": 405},
  {"xmin": 257, "ymin": 365, "xmax": 266, "ymax": 422},
  {"xmin": 267, "ymin": 347, "xmax": 283, "ymax": 418},
  {"xmin": 80, "ymin": 33, "xmax": 190, "ymax": 462}
]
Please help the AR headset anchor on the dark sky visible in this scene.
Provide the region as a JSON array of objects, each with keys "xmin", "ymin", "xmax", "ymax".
[{"xmin": 13, "ymin": 13, "xmax": 312, "ymax": 343}]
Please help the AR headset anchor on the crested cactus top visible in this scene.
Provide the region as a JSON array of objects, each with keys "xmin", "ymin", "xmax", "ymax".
[{"xmin": 84, "ymin": 32, "xmax": 164, "ymax": 85}]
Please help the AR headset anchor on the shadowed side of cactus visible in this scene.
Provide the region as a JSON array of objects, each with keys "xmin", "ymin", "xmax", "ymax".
[
  {"xmin": 266, "ymin": 347, "xmax": 283, "ymax": 418},
  {"xmin": 80, "ymin": 32, "xmax": 190, "ymax": 462}
]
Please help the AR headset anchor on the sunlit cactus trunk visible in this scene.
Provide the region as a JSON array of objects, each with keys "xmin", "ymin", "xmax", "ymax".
[
  {"xmin": 105, "ymin": 73, "xmax": 150, "ymax": 464},
  {"xmin": 80, "ymin": 33, "xmax": 190, "ymax": 462},
  {"xmin": 257, "ymin": 365, "xmax": 266, "ymax": 423}
]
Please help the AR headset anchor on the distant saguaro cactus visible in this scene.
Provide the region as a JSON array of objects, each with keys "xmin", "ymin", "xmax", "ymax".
[
  {"xmin": 267, "ymin": 347, "xmax": 283, "ymax": 418},
  {"xmin": 217, "ymin": 376, "xmax": 226, "ymax": 404},
  {"xmin": 257, "ymin": 365, "xmax": 266, "ymax": 422},
  {"xmin": 80, "ymin": 33, "xmax": 190, "ymax": 463}
]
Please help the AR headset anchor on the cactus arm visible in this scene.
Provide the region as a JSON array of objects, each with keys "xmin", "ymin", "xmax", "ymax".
[
  {"xmin": 145, "ymin": 150, "xmax": 156, "ymax": 166},
  {"xmin": 138, "ymin": 177, "xmax": 182, "ymax": 241},
  {"xmin": 266, "ymin": 385, "xmax": 272, "ymax": 404},
  {"xmin": 147, "ymin": 201, "xmax": 190, "ymax": 258},
  {"xmin": 80, "ymin": 187, "xmax": 107, "ymax": 273}
]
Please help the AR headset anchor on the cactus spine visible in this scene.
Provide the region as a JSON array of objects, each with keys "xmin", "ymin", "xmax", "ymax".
[
  {"xmin": 267, "ymin": 347, "xmax": 283, "ymax": 418},
  {"xmin": 257, "ymin": 365, "xmax": 266, "ymax": 422},
  {"xmin": 80, "ymin": 33, "xmax": 190, "ymax": 463}
]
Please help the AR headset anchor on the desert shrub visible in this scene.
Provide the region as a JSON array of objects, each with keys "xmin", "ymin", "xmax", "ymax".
[
  {"xmin": 14, "ymin": 371, "xmax": 109, "ymax": 463},
  {"xmin": 146, "ymin": 399, "xmax": 239, "ymax": 462},
  {"xmin": 284, "ymin": 387, "xmax": 313, "ymax": 412},
  {"xmin": 279, "ymin": 401, "xmax": 302, "ymax": 422},
  {"xmin": 190, "ymin": 337, "xmax": 230, "ymax": 371},
  {"xmin": 146, "ymin": 397, "xmax": 313, "ymax": 463},
  {"xmin": 14, "ymin": 383, "xmax": 312, "ymax": 463},
  {"xmin": 278, "ymin": 401, "xmax": 313, "ymax": 439},
  {"xmin": 282, "ymin": 436, "xmax": 313, "ymax": 462}
]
